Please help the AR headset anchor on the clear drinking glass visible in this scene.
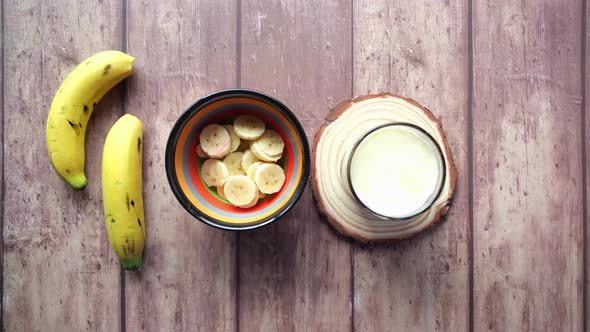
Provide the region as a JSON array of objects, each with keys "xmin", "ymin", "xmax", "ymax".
[{"xmin": 347, "ymin": 122, "xmax": 447, "ymax": 220}]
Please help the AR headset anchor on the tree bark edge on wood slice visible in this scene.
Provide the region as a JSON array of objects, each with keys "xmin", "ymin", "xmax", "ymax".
[{"xmin": 311, "ymin": 92, "xmax": 457, "ymax": 243}]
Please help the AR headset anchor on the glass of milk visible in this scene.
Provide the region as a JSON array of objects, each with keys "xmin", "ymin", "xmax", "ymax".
[{"xmin": 347, "ymin": 123, "xmax": 446, "ymax": 220}]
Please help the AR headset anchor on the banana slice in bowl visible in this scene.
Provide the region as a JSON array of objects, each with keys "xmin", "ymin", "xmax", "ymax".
[
  {"xmin": 200, "ymin": 124, "xmax": 232, "ymax": 159},
  {"xmin": 241, "ymin": 149, "xmax": 261, "ymax": 172},
  {"xmin": 233, "ymin": 115, "xmax": 266, "ymax": 140},
  {"xmin": 254, "ymin": 163, "xmax": 286, "ymax": 194},
  {"xmin": 201, "ymin": 159, "xmax": 229, "ymax": 187},
  {"xmin": 224, "ymin": 175, "xmax": 258, "ymax": 207},
  {"xmin": 223, "ymin": 152, "xmax": 246, "ymax": 176},
  {"xmin": 223, "ymin": 125, "xmax": 242, "ymax": 152}
]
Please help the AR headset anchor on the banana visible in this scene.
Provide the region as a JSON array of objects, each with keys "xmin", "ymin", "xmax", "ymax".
[
  {"xmin": 223, "ymin": 175, "xmax": 258, "ymax": 207},
  {"xmin": 239, "ymin": 193, "xmax": 259, "ymax": 208},
  {"xmin": 102, "ymin": 114, "xmax": 145, "ymax": 270},
  {"xmin": 233, "ymin": 115, "xmax": 265, "ymax": 140},
  {"xmin": 200, "ymin": 124, "xmax": 231, "ymax": 158},
  {"xmin": 223, "ymin": 152, "xmax": 245, "ymax": 176},
  {"xmin": 250, "ymin": 142, "xmax": 282, "ymax": 162},
  {"xmin": 241, "ymin": 149, "xmax": 260, "ymax": 172},
  {"xmin": 201, "ymin": 159, "xmax": 229, "ymax": 187},
  {"xmin": 247, "ymin": 161, "xmax": 263, "ymax": 180},
  {"xmin": 197, "ymin": 118, "xmax": 285, "ymax": 208},
  {"xmin": 46, "ymin": 50, "xmax": 135, "ymax": 189},
  {"xmin": 254, "ymin": 163, "xmax": 286, "ymax": 194},
  {"xmin": 253, "ymin": 129, "xmax": 284, "ymax": 156},
  {"xmin": 222, "ymin": 125, "xmax": 241, "ymax": 152},
  {"xmin": 195, "ymin": 144, "xmax": 208, "ymax": 158}
]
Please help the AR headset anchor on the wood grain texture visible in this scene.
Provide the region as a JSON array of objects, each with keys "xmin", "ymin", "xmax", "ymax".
[
  {"xmin": 352, "ymin": 1, "xmax": 470, "ymax": 331},
  {"xmin": 238, "ymin": 0, "xmax": 352, "ymax": 330},
  {"xmin": 3, "ymin": 0, "xmax": 123, "ymax": 330},
  {"xmin": 473, "ymin": 1, "xmax": 584, "ymax": 331},
  {"xmin": 124, "ymin": 1, "xmax": 237, "ymax": 331}
]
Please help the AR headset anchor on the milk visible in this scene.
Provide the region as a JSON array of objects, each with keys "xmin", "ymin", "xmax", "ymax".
[{"xmin": 349, "ymin": 124, "xmax": 444, "ymax": 219}]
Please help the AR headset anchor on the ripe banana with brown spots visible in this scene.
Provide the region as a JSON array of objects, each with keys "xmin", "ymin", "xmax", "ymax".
[
  {"xmin": 46, "ymin": 50, "xmax": 135, "ymax": 189},
  {"xmin": 102, "ymin": 114, "xmax": 145, "ymax": 270}
]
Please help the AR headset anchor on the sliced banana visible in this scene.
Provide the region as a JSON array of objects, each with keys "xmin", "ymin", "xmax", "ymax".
[
  {"xmin": 220, "ymin": 139, "xmax": 232, "ymax": 157},
  {"xmin": 201, "ymin": 159, "xmax": 229, "ymax": 187},
  {"xmin": 254, "ymin": 163, "xmax": 286, "ymax": 194},
  {"xmin": 223, "ymin": 175, "xmax": 258, "ymax": 207},
  {"xmin": 250, "ymin": 143, "xmax": 282, "ymax": 162},
  {"xmin": 223, "ymin": 125, "xmax": 241, "ymax": 152},
  {"xmin": 238, "ymin": 193, "xmax": 259, "ymax": 208},
  {"xmin": 223, "ymin": 152, "xmax": 245, "ymax": 176},
  {"xmin": 217, "ymin": 185, "xmax": 227, "ymax": 200},
  {"xmin": 241, "ymin": 149, "xmax": 260, "ymax": 172},
  {"xmin": 200, "ymin": 119, "xmax": 286, "ymax": 207},
  {"xmin": 233, "ymin": 115, "xmax": 265, "ymax": 140},
  {"xmin": 254, "ymin": 129, "xmax": 284, "ymax": 156},
  {"xmin": 195, "ymin": 144, "xmax": 208, "ymax": 158},
  {"xmin": 247, "ymin": 161, "xmax": 263, "ymax": 180},
  {"xmin": 200, "ymin": 124, "xmax": 231, "ymax": 158}
]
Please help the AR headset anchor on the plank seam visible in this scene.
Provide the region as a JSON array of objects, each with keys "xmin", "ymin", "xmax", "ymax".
[
  {"xmin": 350, "ymin": 1, "xmax": 355, "ymax": 331},
  {"xmin": 120, "ymin": 267, "xmax": 126, "ymax": 332},
  {"xmin": 581, "ymin": 0, "xmax": 588, "ymax": 330},
  {"xmin": 467, "ymin": 0, "xmax": 475, "ymax": 331},
  {"xmin": 1, "ymin": 0, "xmax": 4, "ymax": 326},
  {"xmin": 350, "ymin": 0, "xmax": 354, "ymax": 100},
  {"xmin": 350, "ymin": 244, "xmax": 354, "ymax": 332},
  {"xmin": 120, "ymin": 0, "xmax": 128, "ymax": 331},
  {"xmin": 235, "ymin": 232, "xmax": 240, "ymax": 332},
  {"xmin": 236, "ymin": 0, "xmax": 242, "ymax": 89},
  {"xmin": 235, "ymin": 0, "xmax": 242, "ymax": 331}
]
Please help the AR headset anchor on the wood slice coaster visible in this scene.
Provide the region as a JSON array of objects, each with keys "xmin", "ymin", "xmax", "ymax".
[{"xmin": 311, "ymin": 93, "xmax": 457, "ymax": 242}]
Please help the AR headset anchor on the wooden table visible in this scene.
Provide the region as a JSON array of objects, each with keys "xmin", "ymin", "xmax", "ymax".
[{"xmin": 2, "ymin": 0, "xmax": 588, "ymax": 331}]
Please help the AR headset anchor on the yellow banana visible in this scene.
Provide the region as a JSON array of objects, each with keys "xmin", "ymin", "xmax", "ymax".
[
  {"xmin": 46, "ymin": 50, "xmax": 135, "ymax": 189},
  {"xmin": 102, "ymin": 114, "xmax": 145, "ymax": 270}
]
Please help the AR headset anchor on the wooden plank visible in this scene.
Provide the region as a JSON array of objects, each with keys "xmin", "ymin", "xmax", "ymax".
[
  {"xmin": 585, "ymin": 0, "xmax": 589, "ymax": 328},
  {"xmin": 123, "ymin": 1, "xmax": 237, "ymax": 331},
  {"xmin": 0, "ymin": 0, "xmax": 4, "ymax": 320},
  {"xmin": 352, "ymin": 1, "xmax": 470, "ymax": 331},
  {"xmin": 238, "ymin": 0, "xmax": 352, "ymax": 330},
  {"xmin": 3, "ymin": 0, "xmax": 123, "ymax": 330},
  {"xmin": 473, "ymin": 1, "xmax": 584, "ymax": 331}
]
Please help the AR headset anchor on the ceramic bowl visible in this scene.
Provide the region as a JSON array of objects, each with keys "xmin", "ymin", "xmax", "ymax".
[{"xmin": 165, "ymin": 89, "xmax": 310, "ymax": 230}]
